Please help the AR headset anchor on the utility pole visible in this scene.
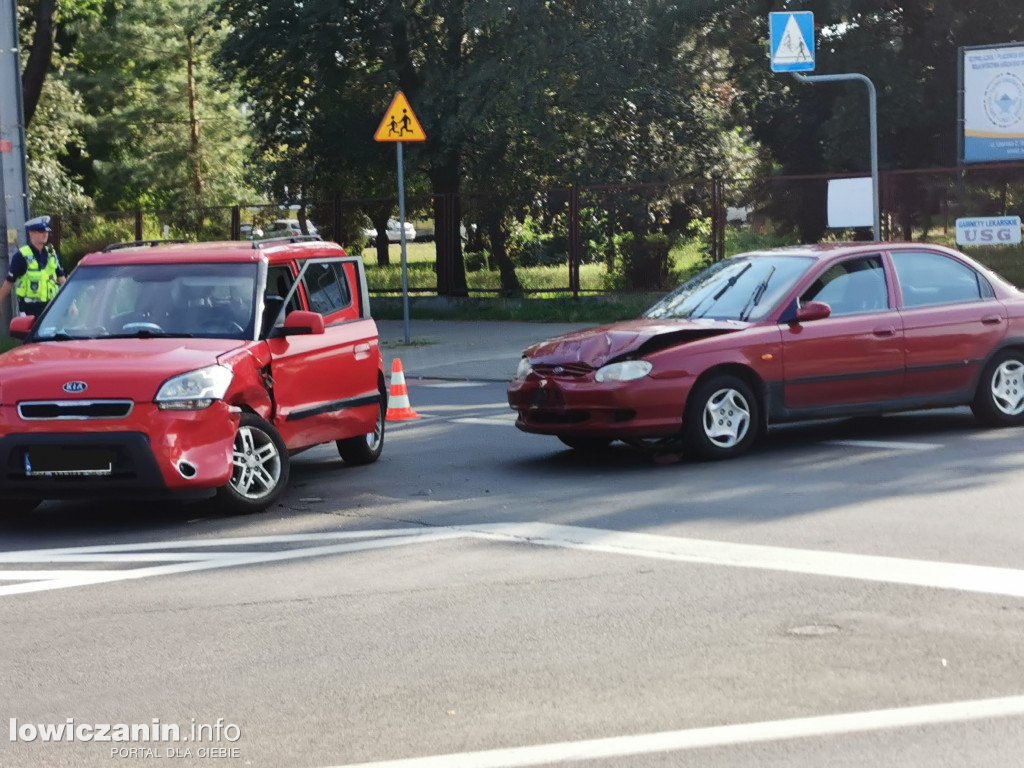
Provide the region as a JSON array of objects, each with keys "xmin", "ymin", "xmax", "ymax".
[{"xmin": 0, "ymin": 0, "xmax": 31, "ymax": 329}]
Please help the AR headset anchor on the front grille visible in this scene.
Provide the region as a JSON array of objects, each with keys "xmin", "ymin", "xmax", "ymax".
[
  {"xmin": 18, "ymin": 400, "xmax": 134, "ymax": 421},
  {"xmin": 531, "ymin": 363, "xmax": 592, "ymax": 378}
]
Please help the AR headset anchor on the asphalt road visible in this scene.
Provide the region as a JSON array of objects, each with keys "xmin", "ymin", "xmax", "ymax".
[{"xmin": 4, "ymin": 380, "xmax": 1024, "ymax": 767}]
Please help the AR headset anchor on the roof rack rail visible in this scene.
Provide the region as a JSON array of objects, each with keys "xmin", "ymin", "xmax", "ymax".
[
  {"xmin": 251, "ymin": 234, "xmax": 323, "ymax": 249},
  {"xmin": 102, "ymin": 239, "xmax": 187, "ymax": 252}
]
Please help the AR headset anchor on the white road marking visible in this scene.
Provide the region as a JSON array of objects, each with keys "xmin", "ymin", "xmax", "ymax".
[
  {"xmin": 326, "ymin": 694, "xmax": 1024, "ymax": 768},
  {"xmin": 417, "ymin": 381, "xmax": 488, "ymax": 388},
  {"xmin": 824, "ymin": 439, "xmax": 941, "ymax": 451},
  {"xmin": 6, "ymin": 522, "xmax": 1024, "ymax": 601},
  {"xmin": 460, "ymin": 522, "xmax": 1024, "ymax": 598},
  {"xmin": 0, "ymin": 529, "xmax": 461, "ymax": 597}
]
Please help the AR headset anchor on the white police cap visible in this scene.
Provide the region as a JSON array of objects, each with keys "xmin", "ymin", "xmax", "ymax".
[{"xmin": 25, "ymin": 215, "xmax": 51, "ymax": 232}]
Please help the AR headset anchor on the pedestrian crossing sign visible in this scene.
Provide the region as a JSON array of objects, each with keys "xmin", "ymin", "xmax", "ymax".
[
  {"xmin": 770, "ymin": 12, "xmax": 815, "ymax": 73},
  {"xmin": 374, "ymin": 91, "xmax": 427, "ymax": 143}
]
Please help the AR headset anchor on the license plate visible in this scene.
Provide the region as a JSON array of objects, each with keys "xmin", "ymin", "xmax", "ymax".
[
  {"xmin": 529, "ymin": 386, "xmax": 565, "ymax": 409},
  {"xmin": 24, "ymin": 446, "xmax": 115, "ymax": 477}
]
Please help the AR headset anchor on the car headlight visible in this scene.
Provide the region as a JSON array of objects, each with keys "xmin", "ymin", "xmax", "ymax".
[
  {"xmin": 155, "ymin": 365, "xmax": 234, "ymax": 410},
  {"xmin": 594, "ymin": 360, "xmax": 653, "ymax": 383},
  {"xmin": 515, "ymin": 356, "xmax": 533, "ymax": 380}
]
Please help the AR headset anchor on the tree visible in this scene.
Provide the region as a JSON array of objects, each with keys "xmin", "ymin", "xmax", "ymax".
[
  {"xmin": 721, "ymin": 1, "xmax": 1024, "ymax": 241},
  {"xmin": 218, "ymin": 0, "xmax": 758, "ymax": 294},
  {"xmin": 70, "ymin": 0, "xmax": 259, "ymax": 215},
  {"xmin": 17, "ymin": 2, "xmax": 93, "ymax": 215}
]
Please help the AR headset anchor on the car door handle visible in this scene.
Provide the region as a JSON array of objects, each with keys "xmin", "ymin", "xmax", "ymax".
[
  {"xmin": 981, "ymin": 315, "xmax": 1003, "ymax": 325},
  {"xmin": 872, "ymin": 326, "xmax": 896, "ymax": 338},
  {"xmin": 354, "ymin": 342, "xmax": 372, "ymax": 359}
]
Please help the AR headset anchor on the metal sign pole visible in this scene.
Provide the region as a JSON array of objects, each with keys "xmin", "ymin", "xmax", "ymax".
[
  {"xmin": 375, "ymin": 91, "xmax": 425, "ymax": 346},
  {"xmin": 792, "ymin": 72, "xmax": 880, "ymax": 241},
  {"xmin": 0, "ymin": 0, "xmax": 31, "ymax": 327},
  {"xmin": 397, "ymin": 141, "xmax": 410, "ymax": 344}
]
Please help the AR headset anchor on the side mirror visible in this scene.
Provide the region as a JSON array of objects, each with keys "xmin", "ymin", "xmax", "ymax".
[
  {"xmin": 279, "ymin": 310, "xmax": 325, "ymax": 336},
  {"xmin": 793, "ymin": 301, "xmax": 831, "ymax": 323},
  {"xmin": 9, "ymin": 315, "xmax": 35, "ymax": 339}
]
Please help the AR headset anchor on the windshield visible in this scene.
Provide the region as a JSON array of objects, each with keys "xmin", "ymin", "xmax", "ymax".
[
  {"xmin": 643, "ymin": 255, "xmax": 813, "ymax": 322},
  {"xmin": 34, "ymin": 263, "xmax": 259, "ymax": 342}
]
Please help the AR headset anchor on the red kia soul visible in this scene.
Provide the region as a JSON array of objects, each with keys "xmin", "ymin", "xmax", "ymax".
[{"xmin": 0, "ymin": 238, "xmax": 387, "ymax": 515}]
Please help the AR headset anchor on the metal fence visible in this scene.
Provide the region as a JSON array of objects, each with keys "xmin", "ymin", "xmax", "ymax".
[{"xmin": 49, "ymin": 163, "xmax": 1024, "ymax": 297}]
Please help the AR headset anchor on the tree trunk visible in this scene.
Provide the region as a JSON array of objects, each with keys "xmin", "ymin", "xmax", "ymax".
[
  {"xmin": 430, "ymin": 157, "xmax": 468, "ymax": 297},
  {"xmin": 486, "ymin": 216, "xmax": 523, "ymax": 298},
  {"xmin": 186, "ymin": 33, "xmax": 203, "ymax": 200},
  {"xmin": 21, "ymin": 0, "xmax": 57, "ymax": 128}
]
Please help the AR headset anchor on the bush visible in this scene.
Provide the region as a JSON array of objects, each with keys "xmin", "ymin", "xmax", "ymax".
[
  {"xmin": 464, "ymin": 251, "xmax": 492, "ymax": 272},
  {"xmin": 606, "ymin": 233, "xmax": 674, "ymax": 291},
  {"xmin": 509, "ymin": 216, "xmax": 567, "ymax": 267}
]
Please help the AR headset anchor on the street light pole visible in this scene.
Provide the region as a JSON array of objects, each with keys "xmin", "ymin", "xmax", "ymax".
[{"xmin": 792, "ymin": 72, "xmax": 880, "ymax": 241}]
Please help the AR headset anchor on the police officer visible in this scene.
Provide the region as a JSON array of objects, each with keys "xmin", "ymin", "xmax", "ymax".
[{"xmin": 0, "ymin": 215, "xmax": 66, "ymax": 317}]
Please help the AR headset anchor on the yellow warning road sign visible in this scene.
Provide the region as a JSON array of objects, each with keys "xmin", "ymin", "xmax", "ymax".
[{"xmin": 374, "ymin": 92, "xmax": 426, "ymax": 142}]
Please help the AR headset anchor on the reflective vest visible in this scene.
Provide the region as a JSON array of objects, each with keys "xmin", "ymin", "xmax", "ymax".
[{"xmin": 14, "ymin": 244, "xmax": 60, "ymax": 303}]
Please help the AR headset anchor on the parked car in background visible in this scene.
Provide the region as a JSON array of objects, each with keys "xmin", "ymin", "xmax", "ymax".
[
  {"xmin": 509, "ymin": 242, "xmax": 1024, "ymax": 459},
  {"xmin": 0, "ymin": 239, "xmax": 386, "ymax": 516},
  {"xmin": 386, "ymin": 218, "xmax": 416, "ymax": 243},
  {"xmin": 267, "ymin": 218, "xmax": 319, "ymax": 237}
]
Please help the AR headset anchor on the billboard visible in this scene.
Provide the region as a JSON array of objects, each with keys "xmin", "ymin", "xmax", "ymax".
[{"xmin": 961, "ymin": 43, "xmax": 1024, "ymax": 164}]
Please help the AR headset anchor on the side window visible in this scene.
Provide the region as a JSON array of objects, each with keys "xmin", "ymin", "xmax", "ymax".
[
  {"xmin": 891, "ymin": 251, "xmax": 985, "ymax": 308},
  {"xmin": 800, "ymin": 256, "xmax": 888, "ymax": 317},
  {"xmin": 301, "ymin": 261, "xmax": 352, "ymax": 316},
  {"xmin": 263, "ymin": 265, "xmax": 301, "ymax": 334}
]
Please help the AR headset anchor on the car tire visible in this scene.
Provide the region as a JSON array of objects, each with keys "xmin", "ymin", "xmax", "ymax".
[
  {"xmin": 337, "ymin": 380, "xmax": 387, "ymax": 465},
  {"xmin": 972, "ymin": 349, "xmax": 1024, "ymax": 427},
  {"xmin": 557, "ymin": 435, "xmax": 612, "ymax": 451},
  {"xmin": 216, "ymin": 412, "xmax": 290, "ymax": 514},
  {"xmin": 5, "ymin": 498, "xmax": 41, "ymax": 516},
  {"xmin": 683, "ymin": 373, "xmax": 760, "ymax": 460}
]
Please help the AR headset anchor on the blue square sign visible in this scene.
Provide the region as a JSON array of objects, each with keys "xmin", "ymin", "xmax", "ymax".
[{"xmin": 770, "ymin": 12, "xmax": 815, "ymax": 73}]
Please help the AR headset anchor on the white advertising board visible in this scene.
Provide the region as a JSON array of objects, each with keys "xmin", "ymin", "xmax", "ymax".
[
  {"xmin": 962, "ymin": 43, "xmax": 1024, "ymax": 163},
  {"xmin": 827, "ymin": 177, "xmax": 873, "ymax": 228},
  {"xmin": 955, "ymin": 216, "xmax": 1022, "ymax": 245}
]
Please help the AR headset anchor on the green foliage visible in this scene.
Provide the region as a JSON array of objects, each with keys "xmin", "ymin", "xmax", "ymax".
[
  {"xmin": 69, "ymin": 0, "xmax": 261, "ymax": 212},
  {"xmin": 605, "ymin": 233, "xmax": 675, "ymax": 292},
  {"xmin": 18, "ymin": 5, "xmax": 92, "ymax": 215},
  {"xmin": 509, "ymin": 216, "xmax": 567, "ymax": 268}
]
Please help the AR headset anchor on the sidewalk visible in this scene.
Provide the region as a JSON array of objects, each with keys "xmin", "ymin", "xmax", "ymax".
[{"xmin": 375, "ymin": 319, "xmax": 595, "ymax": 382}]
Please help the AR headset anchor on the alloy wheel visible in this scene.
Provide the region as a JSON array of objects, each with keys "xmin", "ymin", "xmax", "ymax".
[{"xmin": 230, "ymin": 424, "xmax": 283, "ymax": 500}]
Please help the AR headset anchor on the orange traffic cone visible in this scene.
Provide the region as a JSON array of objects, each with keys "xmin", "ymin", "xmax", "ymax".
[{"xmin": 385, "ymin": 358, "xmax": 420, "ymax": 421}]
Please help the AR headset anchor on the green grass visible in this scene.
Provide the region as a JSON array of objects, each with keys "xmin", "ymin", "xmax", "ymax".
[
  {"xmin": 359, "ymin": 239, "xmax": 713, "ymax": 295},
  {"xmin": 965, "ymin": 245, "xmax": 1024, "ymax": 286},
  {"xmin": 371, "ymin": 295, "xmax": 658, "ymax": 323},
  {"xmin": 0, "ymin": 336, "xmax": 21, "ymax": 354}
]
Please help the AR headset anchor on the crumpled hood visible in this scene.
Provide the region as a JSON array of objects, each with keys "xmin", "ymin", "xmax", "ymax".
[
  {"xmin": 0, "ymin": 338, "xmax": 248, "ymax": 402},
  {"xmin": 524, "ymin": 318, "xmax": 747, "ymax": 369}
]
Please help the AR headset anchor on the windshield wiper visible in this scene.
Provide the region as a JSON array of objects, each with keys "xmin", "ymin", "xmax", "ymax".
[
  {"xmin": 43, "ymin": 330, "xmax": 86, "ymax": 342},
  {"xmin": 739, "ymin": 266, "xmax": 776, "ymax": 322},
  {"xmin": 106, "ymin": 330, "xmax": 194, "ymax": 339},
  {"xmin": 692, "ymin": 262, "xmax": 752, "ymax": 318}
]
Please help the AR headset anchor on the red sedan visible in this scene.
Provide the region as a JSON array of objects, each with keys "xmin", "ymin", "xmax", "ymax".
[{"xmin": 508, "ymin": 243, "xmax": 1024, "ymax": 458}]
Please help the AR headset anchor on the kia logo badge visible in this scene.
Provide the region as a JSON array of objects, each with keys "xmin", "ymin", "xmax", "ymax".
[{"xmin": 62, "ymin": 381, "xmax": 88, "ymax": 394}]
